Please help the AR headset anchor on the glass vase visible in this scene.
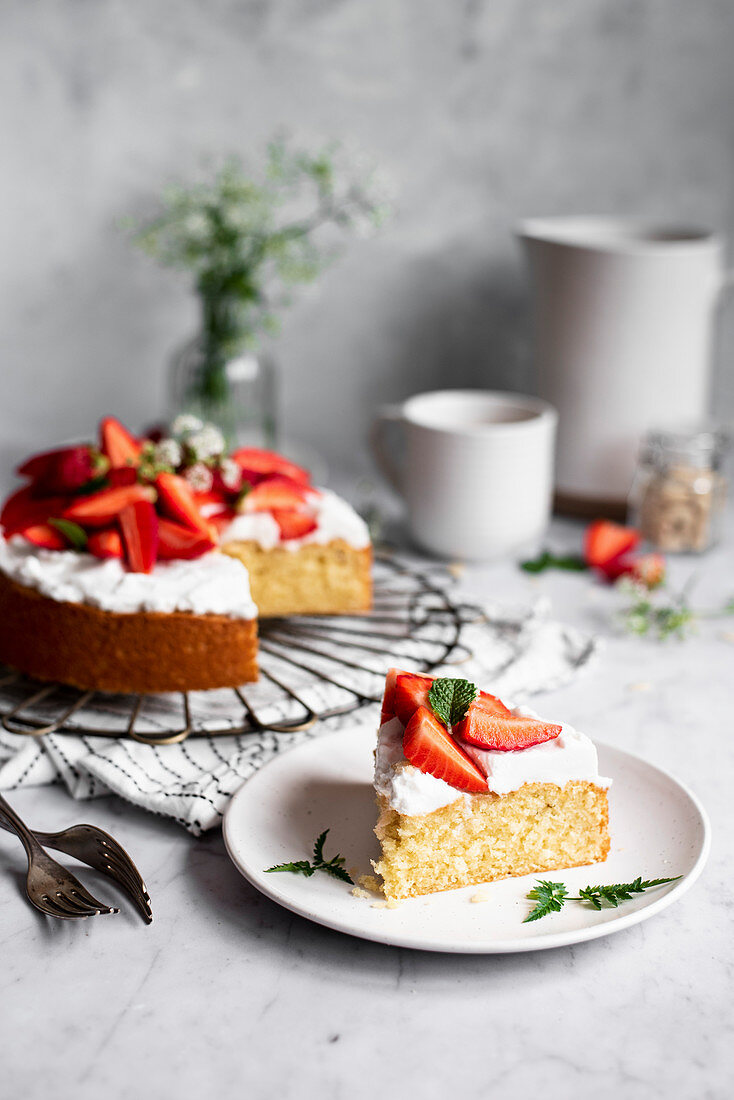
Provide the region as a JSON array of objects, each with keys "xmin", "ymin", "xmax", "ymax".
[{"xmin": 168, "ymin": 297, "xmax": 278, "ymax": 449}]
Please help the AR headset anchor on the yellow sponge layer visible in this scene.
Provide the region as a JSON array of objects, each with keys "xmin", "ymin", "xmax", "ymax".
[
  {"xmin": 373, "ymin": 781, "xmax": 610, "ymax": 899},
  {"xmin": 222, "ymin": 540, "xmax": 372, "ymax": 617}
]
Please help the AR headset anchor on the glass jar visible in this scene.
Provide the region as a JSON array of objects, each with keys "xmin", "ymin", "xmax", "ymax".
[
  {"xmin": 628, "ymin": 428, "xmax": 729, "ymax": 553},
  {"xmin": 169, "ymin": 336, "xmax": 278, "ymax": 451}
]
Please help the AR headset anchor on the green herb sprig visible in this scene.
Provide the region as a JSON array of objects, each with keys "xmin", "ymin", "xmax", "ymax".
[
  {"xmin": 524, "ymin": 875, "xmax": 681, "ymax": 923},
  {"xmin": 520, "ymin": 551, "xmax": 588, "ymax": 575},
  {"xmin": 428, "ymin": 677, "xmax": 478, "ymax": 729},
  {"xmin": 48, "ymin": 518, "xmax": 88, "ymax": 550},
  {"xmin": 265, "ymin": 829, "xmax": 353, "ymax": 885}
]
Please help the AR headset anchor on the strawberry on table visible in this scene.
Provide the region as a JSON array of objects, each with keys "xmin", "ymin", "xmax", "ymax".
[
  {"xmin": 584, "ymin": 520, "xmax": 640, "ymax": 570},
  {"xmin": 99, "ymin": 417, "xmax": 142, "ymax": 469},
  {"xmin": 403, "ymin": 706, "xmax": 488, "ymax": 792},
  {"xmin": 119, "ymin": 501, "xmax": 158, "ymax": 573},
  {"xmin": 601, "ymin": 551, "xmax": 666, "ymax": 588},
  {"xmin": 455, "ymin": 711, "xmax": 562, "ymax": 751}
]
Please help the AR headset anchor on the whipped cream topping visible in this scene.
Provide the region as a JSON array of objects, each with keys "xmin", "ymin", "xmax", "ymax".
[
  {"xmin": 222, "ymin": 488, "xmax": 370, "ymax": 551},
  {"xmin": 0, "ymin": 535, "xmax": 257, "ymax": 619},
  {"xmin": 374, "ymin": 706, "xmax": 611, "ymax": 816}
]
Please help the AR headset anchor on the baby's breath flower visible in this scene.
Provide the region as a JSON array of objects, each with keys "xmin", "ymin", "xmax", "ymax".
[
  {"xmin": 171, "ymin": 414, "xmax": 203, "ymax": 438},
  {"xmin": 184, "ymin": 463, "xmax": 213, "ymax": 492},
  {"xmin": 153, "ymin": 438, "xmax": 183, "ymax": 469},
  {"xmin": 219, "ymin": 457, "xmax": 242, "ymax": 490},
  {"xmin": 188, "ymin": 424, "xmax": 225, "ymax": 461}
]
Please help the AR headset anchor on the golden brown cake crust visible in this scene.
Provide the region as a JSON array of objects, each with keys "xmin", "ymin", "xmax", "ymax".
[
  {"xmin": 222, "ymin": 539, "xmax": 372, "ymax": 617},
  {"xmin": 0, "ymin": 572, "xmax": 258, "ymax": 694}
]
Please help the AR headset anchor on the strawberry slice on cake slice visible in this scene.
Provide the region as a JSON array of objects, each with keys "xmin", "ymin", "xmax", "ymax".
[{"xmin": 372, "ymin": 671, "xmax": 611, "ymax": 900}]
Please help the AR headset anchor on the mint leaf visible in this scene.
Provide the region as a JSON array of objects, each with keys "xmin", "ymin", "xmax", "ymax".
[
  {"xmin": 428, "ymin": 677, "xmax": 478, "ymax": 728},
  {"xmin": 521, "ymin": 551, "xmax": 587, "ymax": 574},
  {"xmin": 49, "ymin": 518, "xmax": 88, "ymax": 550}
]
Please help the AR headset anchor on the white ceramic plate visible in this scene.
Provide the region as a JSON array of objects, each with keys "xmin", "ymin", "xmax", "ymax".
[{"xmin": 223, "ymin": 727, "xmax": 710, "ymax": 953}]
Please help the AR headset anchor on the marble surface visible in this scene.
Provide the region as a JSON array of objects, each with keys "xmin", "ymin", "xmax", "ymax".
[{"xmin": 1, "ymin": 517, "xmax": 732, "ymax": 1099}]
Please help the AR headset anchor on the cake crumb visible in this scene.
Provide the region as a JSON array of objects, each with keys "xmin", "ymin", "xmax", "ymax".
[
  {"xmin": 351, "ymin": 887, "xmax": 370, "ymax": 900},
  {"xmin": 447, "ymin": 562, "xmax": 465, "ymax": 579},
  {"xmin": 371, "ymin": 900, "xmax": 388, "ymax": 909},
  {"xmin": 470, "ymin": 892, "xmax": 489, "ymax": 904},
  {"xmin": 385, "ymin": 898, "xmax": 402, "ymax": 909},
  {"xmin": 628, "ymin": 681, "xmax": 652, "ymax": 692},
  {"xmin": 357, "ymin": 874, "xmax": 382, "ymax": 894}
]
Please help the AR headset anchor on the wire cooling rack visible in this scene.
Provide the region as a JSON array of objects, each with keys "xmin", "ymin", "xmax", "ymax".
[{"xmin": 0, "ymin": 553, "xmax": 482, "ymax": 745}]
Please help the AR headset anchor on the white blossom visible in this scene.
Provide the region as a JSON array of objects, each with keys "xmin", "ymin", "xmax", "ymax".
[
  {"xmin": 188, "ymin": 424, "xmax": 225, "ymax": 461},
  {"xmin": 153, "ymin": 438, "xmax": 182, "ymax": 469},
  {"xmin": 184, "ymin": 463, "xmax": 213, "ymax": 492},
  {"xmin": 171, "ymin": 414, "xmax": 204, "ymax": 438},
  {"xmin": 219, "ymin": 457, "xmax": 242, "ymax": 490}
]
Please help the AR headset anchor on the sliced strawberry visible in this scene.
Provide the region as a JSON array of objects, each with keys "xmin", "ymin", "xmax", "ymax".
[
  {"xmin": 211, "ymin": 466, "xmax": 243, "ymax": 495},
  {"xmin": 1, "ymin": 487, "xmax": 69, "ymax": 536},
  {"xmin": 231, "ymin": 448, "xmax": 311, "ymax": 486},
  {"xmin": 19, "ymin": 523, "xmax": 67, "ymax": 550},
  {"xmin": 119, "ymin": 501, "xmax": 158, "ymax": 573},
  {"xmin": 380, "ymin": 667, "xmax": 408, "ymax": 725},
  {"xmin": 193, "ymin": 489, "xmax": 231, "ymax": 517},
  {"xmin": 272, "ymin": 508, "xmax": 318, "ymax": 540},
  {"xmin": 403, "ymin": 706, "xmax": 487, "ymax": 793},
  {"xmin": 157, "ymin": 518, "xmax": 216, "ymax": 561},
  {"xmin": 584, "ymin": 520, "xmax": 640, "ymax": 569},
  {"xmin": 209, "ymin": 512, "xmax": 235, "ymax": 536},
  {"xmin": 107, "ymin": 466, "xmax": 139, "ymax": 488},
  {"xmin": 242, "ymin": 476, "xmax": 313, "ymax": 513},
  {"xmin": 156, "ymin": 473, "xmax": 212, "ymax": 537},
  {"xmin": 63, "ymin": 484, "xmax": 156, "ymax": 528},
  {"xmin": 601, "ymin": 551, "xmax": 666, "ymax": 589},
  {"xmin": 455, "ymin": 711, "xmax": 561, "ymax": 752},
  {"xmin": 470, "ymin": 691, "xmax": 514, "ymax": 718},
  {"xmin": 88, "ymin": 528, "xmax": 124, "ymax": 560},
  {"xmin": 17, "ymin": 445, "xmax": 96, "ymax": 493},
  {"xmin": 393, "ymin": 672, "xmax": 434, "ymax": 726},
  {"xmin": 100, "ymin": 416, "xmax": 141, "ymax": 468}
]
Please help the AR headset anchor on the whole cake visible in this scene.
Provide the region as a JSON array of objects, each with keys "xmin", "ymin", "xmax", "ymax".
[
  {"xmin": 0, "ymin": 416, "xmax": 371, "ymax": 694},
  {"xmin": 373, "ymin": 670, "xmax": 611, "ymax": 899}
]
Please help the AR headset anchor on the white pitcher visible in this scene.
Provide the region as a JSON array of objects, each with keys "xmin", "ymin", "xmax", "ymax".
[{"xmin": 519, "ymin": 217, "xmax": 728, "ymax": 513}]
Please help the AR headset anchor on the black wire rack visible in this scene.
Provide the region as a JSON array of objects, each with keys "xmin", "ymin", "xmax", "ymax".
[{"xmin": 0, "ymin": 553, "xmax": 484, "ymax": 746}]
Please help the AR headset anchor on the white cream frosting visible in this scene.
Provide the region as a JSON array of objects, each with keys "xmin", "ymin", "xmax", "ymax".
[
  {"xmin": 222, "ymin": 488, "xmax": 370, "ymax": 551},
  {"xmin": 374, "ymin": 706, "xmax": 611, "ymax": 816},
  {"xmin": 0, "ymin": 535, "xmax": 257, "ymax": 619}
]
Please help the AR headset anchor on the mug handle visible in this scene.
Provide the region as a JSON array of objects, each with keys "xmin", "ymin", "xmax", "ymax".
[{"xmin": 369, "ymin": 404, "xmax": 404, "ymax": 491}]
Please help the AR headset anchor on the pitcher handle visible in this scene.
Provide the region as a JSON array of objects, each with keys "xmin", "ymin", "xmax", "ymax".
[{"xmin": 369, "ymin": 404, "xmax": 404, "ymax": 492}]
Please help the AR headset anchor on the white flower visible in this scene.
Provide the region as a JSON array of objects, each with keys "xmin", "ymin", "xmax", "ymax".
[
  {"xmin": 184, "ymin": 463, "xmax": 213, "ymax": 492},
  {"xmin": 219, "ymin": 457, "xmax": 242, "ymax": 490},
  {"xmin": 153, "ymin": 438, "xmax": 182, "ymax": 469},
  {"xmin": 171, "ymin": 414, "xmax": 204, "ymax": 438},
  {"xmin": 188, "ymin": 424, "xmax": 225, "ymax": 461}
]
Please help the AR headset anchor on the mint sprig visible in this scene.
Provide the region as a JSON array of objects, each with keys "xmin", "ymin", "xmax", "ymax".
[
  {"xmin": 524, "ymin": 874, "xmax": 681, "ymax": 923},
  {"xmin": 428, "ymin": 677, "xmax": 478, "ymax": 729},
  {"xmin": 49, "ymin": 518, "xmax": 88, "ymax": 550},
  {"xmin": 265, "ymin": 829, "xmax": 353, "ymax": 885},
  {"xmin": 521, "ymin": 551, "xmax": 587, "ymax": 574}
]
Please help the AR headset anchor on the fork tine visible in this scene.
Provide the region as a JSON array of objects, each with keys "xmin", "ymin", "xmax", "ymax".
[
  {"xmin": 68, "ymin": 882, "xmax": 119, "ymax": 915},
  {"xmin": 32, "ymin": 894, "xmax": 91, "ymax": 920},
  {"xmin": 50, "ymin": 891, "xmax": 100, "ymax": 917},
  {"xmin": 99, "ymin": 855, "xmax": 153, "ymax": 921}
]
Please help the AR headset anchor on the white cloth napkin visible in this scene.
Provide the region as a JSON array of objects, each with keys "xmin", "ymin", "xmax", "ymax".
[{"xmin": 0, "ymin": 598, "xmax": 597, "ymax": 835}]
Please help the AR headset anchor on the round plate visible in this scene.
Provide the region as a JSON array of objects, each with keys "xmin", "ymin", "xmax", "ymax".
[{"xmin": 223, "ymin": 726, "xmax": 710, "ymax": 953}]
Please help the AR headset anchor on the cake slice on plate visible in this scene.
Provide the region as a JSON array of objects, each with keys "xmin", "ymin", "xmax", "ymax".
[{"xmin": 373, "ymin": 670, "xmax": 611, "ymax": 899}]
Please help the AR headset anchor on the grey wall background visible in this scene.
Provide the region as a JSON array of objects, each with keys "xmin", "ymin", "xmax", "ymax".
[{"xmin": 1, "ymin": 0, "xmax": 733, "ymax": 480}]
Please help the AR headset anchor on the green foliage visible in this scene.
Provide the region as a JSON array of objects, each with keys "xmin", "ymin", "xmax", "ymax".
[
  {"xmin": 520, "ymin": 551, "xmax": 588, "ymax": 574},
  {"xmin": 619, "ymin": 583, "xmax": 696, "ymax": 640},
  {"xmin": 48, "ymin": 519, "xmax": 88, "ymax": 550},
  {"xmin": 524, "ymin": 874, "xmax": 681, "ymax": 922},
  {"xmin": 265, "ymin": 829, "xmax": 353, "ymax": 885},
  {"xmin": 523, "ymin": 880, "xmax": 569, "ymax": 922},
  {"xmin": 428, "ymin": 678, "xmax": 478, "ymax": 728}
]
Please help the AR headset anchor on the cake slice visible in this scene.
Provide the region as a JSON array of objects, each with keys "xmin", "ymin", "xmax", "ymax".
[{"xmin": 373, "ymin": 670, "xmax": 611, "ymax": 899}]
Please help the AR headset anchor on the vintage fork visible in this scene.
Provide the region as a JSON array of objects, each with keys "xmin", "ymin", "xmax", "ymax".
[
  {"xmin": 0, "ymin": 808, "xmax": 153, "ymax": 923},
  {"xmin": 0, "ymin": 792, "xmax": 118, "ymax": 920}
]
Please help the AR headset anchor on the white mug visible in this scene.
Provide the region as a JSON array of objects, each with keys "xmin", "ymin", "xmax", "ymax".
[
  {"xmin": 520, "ymin": 217, "xmax": 730, "ymax": 512},
  {"xmin": 370, "ymin": 389, "xmax": 557, "ymax": 560}
]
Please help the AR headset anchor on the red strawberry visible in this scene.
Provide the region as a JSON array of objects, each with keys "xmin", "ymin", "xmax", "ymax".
[
  {"xmin": 231, "ymin": 448, "xmax": 311, "ymax": 486},
  {"xmin": 455, "ymin": 711, "xmax": 562, "ymax": 752},
  {"xmin": 211, "ymin": 466, "xmax": 243, "ymax": 495},
  {"xmin": 156, "ymin": 473, "xmax": 212, "ymax": 538},
  {"xmin": 584, "ymin": 520, "xmax": 640, "ymax": 569},
  {"xmin": 242, "ymin": 476, "xmax": 313, "ymax": 513},
  {"xmin": 107, "ymin": 466, "xmax": 139, "ymax": 488},
  {"xmin": 157, "ymin": 519, "xmax": 216, "ymax": 561},
  {"xmin": 1, "ymin": 487, "xmax": 69, "ymax": 536},
  {"xmin": 100, "ymin": 417, "xmax": 141, "ymax": 468},
  {"xmin": 119, "ymin": 501, "xmax": 158, "ymax": 573},
  {"xmin": 601, "ymin": 551, "xmax": 666, "ymax": 589},
  {"xmin": 19, "ymin": 523, "xmax": 67, "ymax": 550},
  {"xmin": 88, "ymin": 528, "xmax": 124, "ymax": 560},
  {"xmin": 193, "ymin": 489, "xmax": 231, "ymax": 517},
  {"xmin": 17, "ymin": 445, "xmax": 96, "ymax": 493},
  {"xmin": 63, "ymin": 484, "xmax": 156, "ymax": 527},
  {"xmin": 380, "ymin": 667, "xmax": 409, "ymax": 725},
  {"xmin": 209, "ymin": 512, "xmax": 236, "ymax": 536},
  {"xmin": 403, "ymin": 706, "xmax": 487, "ymax": 793},
  {"xmin": 393, "ymin": 672, "xmax": 434, "ymax": 726},
  {"xmin": 272, "ymin": 508, "xmax": 318, "ymax": 540}
]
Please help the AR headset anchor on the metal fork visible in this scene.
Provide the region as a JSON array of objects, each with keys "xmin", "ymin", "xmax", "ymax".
[
  {"xmin": 0, "ymin": 808, "xmax": 153, "ymax": 923},
  {"xmin": 0, "ymin": 792, "xmax": 119, "ymax": 920}
]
